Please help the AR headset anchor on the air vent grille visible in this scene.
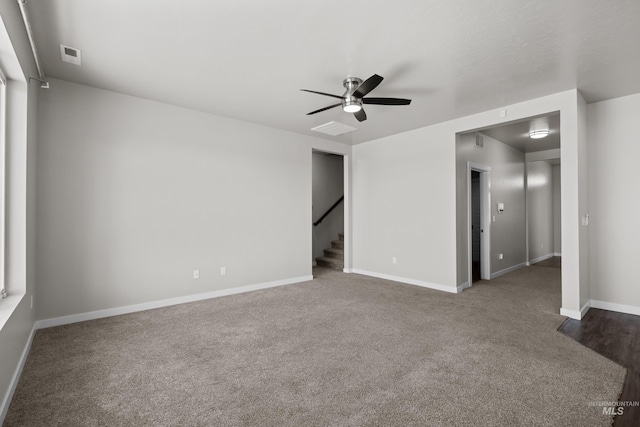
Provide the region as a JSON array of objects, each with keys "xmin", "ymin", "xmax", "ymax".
[
  {"xmin": 311, "ymin": 121, "xmax": 357, "ymax": 136},
  {"xmin": 60, "ymin": 44, "xmax": 82, "ymax": 65}
]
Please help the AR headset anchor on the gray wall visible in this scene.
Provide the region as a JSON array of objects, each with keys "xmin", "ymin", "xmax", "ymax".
[
  {"xmin": 0, "ymin": 0, "xmax": 39, "ymax": 418},
  {"xmin": 552, "ymin": 164, "xmax": 562, "ymax": 254},
  {"xmin": 35, "ymin": 79, "xmax": 345, "ymax": 320},
  {"xmin": 352, "ymin": 89, "xmax": 586, "ymax": 313},
  {"xmin": 587, "ymin": 93, "xmax": 640, "ymax": 309},
  {"xmin": 456, "ymin": 133, "xmax": 526, "ymax": 285},
  {"xmin": 352, "ymin": 122, "xmax": 457, "ymax": 287},
  {"xmin": 527, "ymin": 161, "xmax": 554, "ymax": 261},
  {"xmin": 312, "ymin": 153, "xmax": 343, "ymax": 262}
]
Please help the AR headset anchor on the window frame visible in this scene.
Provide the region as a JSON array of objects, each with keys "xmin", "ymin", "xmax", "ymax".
[{"xmin": 0, "ymin": 65, "xmax": 5, "ymax": 300}]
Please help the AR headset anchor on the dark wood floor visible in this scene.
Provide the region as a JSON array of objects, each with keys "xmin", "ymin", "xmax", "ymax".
[{"xmin": 559, "ymin": 308, "xmax": 640, "ymax": 426}]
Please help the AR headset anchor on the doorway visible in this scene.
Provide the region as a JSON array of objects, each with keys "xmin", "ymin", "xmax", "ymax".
[
  {"xmin": 467, "ymin": 162, "xmax": 491, "ymax": 285},
  {"xmin": 312, "ymin": 150, "xmax": 345, "ymax": 271},
  {"xmin": 471, "ymin": 171, "xmax": 481, "ymax": 282}
]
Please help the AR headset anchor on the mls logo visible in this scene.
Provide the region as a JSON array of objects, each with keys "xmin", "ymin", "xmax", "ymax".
[{"xmin": 602, "ymin": 406, "xmax": 624, "ymax": 416}]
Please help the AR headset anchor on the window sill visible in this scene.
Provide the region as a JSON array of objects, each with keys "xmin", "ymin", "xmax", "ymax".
[{"xmin": 0, "ymin": 293, "xmax": 26, "ymax": 331}]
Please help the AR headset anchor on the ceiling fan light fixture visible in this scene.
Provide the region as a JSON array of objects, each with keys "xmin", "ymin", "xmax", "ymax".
[
  {"xmin": 529, "ymin": 129, "xmax": 549, "ymax": 139},
  {"xmin": 342, "ymin": 99, "xmax": 362, "ymax": 113}
]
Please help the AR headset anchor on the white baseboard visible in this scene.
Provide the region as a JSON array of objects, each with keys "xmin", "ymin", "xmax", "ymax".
[
  {"xmin": 457, "ymin": 282, "xmax": 471, "ymax": 292},
  {"xmin": 529, "ymin": 253, "xmax": 555, "ymax": 265},
  {"xmin": 350, "ymin": 269, "xmax": 458, "ymax": 294},
  {"xmin": 36, "ymin": 275, "xmax": 314, "ymax": 329},
  {"xmin": 560, "ymin": 301, "xmax": 591, "ymax": 320},
  {"xmin": 590, "ymin": 300, "xmax": 640, "ymax": 317},
  {"xmin": 343, "ymin": 268, "xmax": 353, "ymax": 273},
  {"xmin": 490, "ymin": 262, "xmax": 527, "ymax": 280},
  {"xmin": 0, "ymin": 323, "xmax": 37, "ymax": 425},
  {"xmin": 553, "ymin": 252, "xmax": 562, "ymax": 257}
]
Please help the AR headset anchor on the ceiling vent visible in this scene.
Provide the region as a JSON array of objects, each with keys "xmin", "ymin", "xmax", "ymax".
[
  {"xmin": 60, "ymin": 44, "xmax": 81, "ymax": 65},
  {"xmin": 311, "ymin": 121, "xmax": 357, "ymax": 136},
  {"xmin": 475, "ymin": 133, "xmax": 484, "ymax": 148}
]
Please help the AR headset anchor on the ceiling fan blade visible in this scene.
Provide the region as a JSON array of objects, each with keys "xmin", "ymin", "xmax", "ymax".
[
  {"xmin": 353, "ymin": 74, "xmax": 384, "ymax": 98},
  {"xmin": 363, "ymin": 97, "xmax": 412, "ymax": 105},
  {"xmin": 300, "ymin": 89, "xmax": 344, "ymax": 99},
  {"xmin": 354, "ymin": 108, "xmax": 367, "ymax": 122},
  {"xmin": 307, "ymin": 103, "xmax": 342, "ymax": 115}
]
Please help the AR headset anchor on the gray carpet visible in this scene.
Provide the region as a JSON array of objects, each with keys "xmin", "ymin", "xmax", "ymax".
[{"xmin": 5, "ymin": 266, "xmax": 625, "ymax": 426}]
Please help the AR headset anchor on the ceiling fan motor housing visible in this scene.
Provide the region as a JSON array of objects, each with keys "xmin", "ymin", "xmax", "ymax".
[{"xmin": 342, "ymin": 77, "xmax": 363, "ymax": 111}]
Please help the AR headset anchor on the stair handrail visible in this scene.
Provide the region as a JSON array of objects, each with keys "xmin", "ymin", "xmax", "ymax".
[{"xmin": 313, "ymin": 195, "xmax": 344, "ymax": 227}]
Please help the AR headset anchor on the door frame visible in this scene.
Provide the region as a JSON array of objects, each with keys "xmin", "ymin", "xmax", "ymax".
[
  {"xmin": 311, "ymin": 149, "xmax": 350, "ymax": 271},
  {"xmin": 467, "ymin": 161, "xmax": 491, "ymax": 285}
]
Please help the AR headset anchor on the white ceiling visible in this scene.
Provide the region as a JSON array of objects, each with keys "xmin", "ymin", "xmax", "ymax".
[
  {"xmin": 25, "ymin": 0, "xmax": 640, "ymax": 145},
  {"xmin": 481, "ymin": 113, "xmax": 560, "ymax": 153}
]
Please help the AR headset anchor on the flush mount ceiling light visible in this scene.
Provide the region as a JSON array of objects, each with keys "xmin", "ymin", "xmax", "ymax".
[{"xmin": 529, "ymin": 129, "xmax": 549, "ymax": 139}]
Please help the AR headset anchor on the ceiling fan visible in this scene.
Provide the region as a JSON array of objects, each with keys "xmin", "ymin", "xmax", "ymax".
[{"xmin": 301, "ymin": 74, "xmax": 411, "ymax": 122}]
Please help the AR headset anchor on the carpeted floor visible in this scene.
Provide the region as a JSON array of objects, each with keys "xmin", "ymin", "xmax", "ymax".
[{"xmin": 4, "ymin": 266, "xmax": 625, "ymax": 426}]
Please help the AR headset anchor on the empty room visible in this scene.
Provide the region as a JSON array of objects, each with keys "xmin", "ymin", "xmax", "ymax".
[{"xmin": 1, "ymin": 1, "xmax": 639, "ymax": 425}]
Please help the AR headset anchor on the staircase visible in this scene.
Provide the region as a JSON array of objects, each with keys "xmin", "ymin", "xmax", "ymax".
[{"xmin": 316, "ymin": 232, "xmax": 344, "ymax": 270}]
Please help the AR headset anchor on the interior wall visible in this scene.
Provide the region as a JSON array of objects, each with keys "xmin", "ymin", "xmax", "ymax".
[
  {"xmin": 0, "ymin": 79, "xmax": 37, "ymax": 423},
  {"xmin": 36, "ymin": 79, "xmax": 349, "ymax": 320},
  {"xmin": 577, "ymin": 93, "xmax": 590, "ymax": 309},
  {"xmin": 527, "ymin": 161, "xmax": 554, "ymax": 262},
  {"xmin": 456, "ymin": 133, "xmax": 526, "ymax": 285},
  {"xmin": 312, "ymin": 152, "xmax": 343, "ymax": 262},
  {"xmin": 552, "ymin": 164, "xmax": 561, "ymax": 254},
  {"xmin": 352, "ymin": 121, "xmax": 457, "ymax": 288},
  {"xmin": 353, "ymin": 90, "xmax": 584, "ymax": 316},
  {"xmin": 587, "ymin": 92, "xmax": 640, "ymax": 310},
  {"xmin": 0, "ymin": 0, "xmax": 40, "ymax": 419}
]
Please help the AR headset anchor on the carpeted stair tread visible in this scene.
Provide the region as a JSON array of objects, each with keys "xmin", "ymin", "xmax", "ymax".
[
  {"xmin": 331, "ymin": 240, "xmax": 344, "ymax": 249},
  {"xmin": 316, "ymin": 256, "xmax": 344, "ymax": 270},
  {"xmin": 323, "ymin": 247, "xmax": 344, "ymax": 259}
]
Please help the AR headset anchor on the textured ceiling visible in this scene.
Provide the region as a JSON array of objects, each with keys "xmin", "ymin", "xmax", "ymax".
[{"xmin": 25, "ymin": 0, "xmax": 640, "ymax": 144}]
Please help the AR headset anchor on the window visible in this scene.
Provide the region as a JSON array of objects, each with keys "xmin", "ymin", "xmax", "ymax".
[{"xmin": 0, "ymin": 65, "xmax": 5, "ymax": 300}]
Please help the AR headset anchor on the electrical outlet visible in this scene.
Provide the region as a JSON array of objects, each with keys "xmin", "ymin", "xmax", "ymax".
[
  {"xmin": 498, "ymin": 253, "xmax": 503, "ymax": 260},
  {"xmin": 392, "ymin": 257, "xmax": 397, "ymax": 264},
  {"xmin": 220, "ymin": 266, "xmax": 227, "ymax": 276},
  {"xmin": 31, "ymin": 295, "xmax": 33, "ymax": 310},
  {"xmin": 193, "ymin": 270, "xmax": 200, "ymax": 279}
]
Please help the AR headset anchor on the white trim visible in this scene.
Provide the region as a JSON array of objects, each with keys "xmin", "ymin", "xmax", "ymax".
[
  {"xmin": 0, "ymin": 294, "xmax": 24, "ymax": 330},
  {"xmin": 590, "ymin": 300, "xmax": 640, "ymax": 317},
  {"xmin": 343, "ymin": 268, "xmax": 353, "ymax": 273},
  {"xmin": 529, "ymin": 253, "xmax": 555, "ymax": 265},
  {"xmin": 36, "ymin": 275, "xmax": 313, "ymax": 329},
  {"xmin": 343, "ymin": 154, "xmax": 351, "ymax": 272},
  {"xmin": 553, "ymin": 252, "xmax": 562, "ymax": 257},
  {"xmin": 351, "ymin": 269, "xmax": 458, "ymax": 294},
  {"xmin": 0, "ymin": 73, "xmax": 6, "ymax": 300},
  {"xmin": 0, "ymin": 323, "xmax": 37, "ymax": 424},
  {"xmin": 457, "ymin": 282, "xmax": 471, "ymax": 292},
  {"xmin": 560, "ymin": 307, "xmax": 581, "ymax": 319},
  {"xmin": 490, "ymin": 262, "xmax": 527, "ymax": 279},
  {"xmin": 560, "ymin": 301, "xmax": 591, "ymax": 320}
]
